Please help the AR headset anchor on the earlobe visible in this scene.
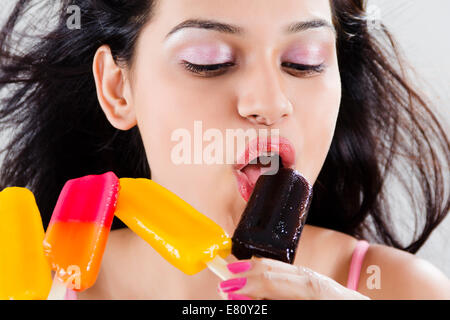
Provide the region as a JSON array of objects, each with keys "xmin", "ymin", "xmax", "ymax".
[{"xmin": 92, "ymin": 44, "xmax": 137, "ymax": 130}]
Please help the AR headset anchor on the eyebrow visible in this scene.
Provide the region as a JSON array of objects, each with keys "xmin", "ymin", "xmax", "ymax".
[{"xmin": 165, "ymin": 18, "xmax": 336, "ymax": 39}]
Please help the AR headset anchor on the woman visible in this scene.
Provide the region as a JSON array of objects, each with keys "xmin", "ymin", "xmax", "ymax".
[{"xmin": 0, "ymin": 0, "xmax": 449, "ymax": 299}]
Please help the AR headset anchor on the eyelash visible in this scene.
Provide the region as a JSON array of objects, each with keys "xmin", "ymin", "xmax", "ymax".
[
  {"xmin": 182, "ymin": 61, "xmax": 235, "ymax": 76},
  {"xmin": 181, "ymin": 61, "xmax": 325, "ymax": 77}
]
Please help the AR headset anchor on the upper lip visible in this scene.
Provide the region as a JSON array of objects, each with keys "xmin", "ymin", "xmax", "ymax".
[{"xmin": 233, "ymin": 136, "xmax": 296, "ymax": 171}]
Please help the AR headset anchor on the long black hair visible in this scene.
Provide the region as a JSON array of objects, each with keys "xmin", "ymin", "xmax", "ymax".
[{"xmin": 0, "ymin": 0, "xmax": 448, "ymax": 253}]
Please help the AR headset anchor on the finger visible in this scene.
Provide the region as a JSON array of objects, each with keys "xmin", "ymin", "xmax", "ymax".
[
  {"xmin": 217, "ymin": 287, "xmax": 229, "ymax": 300},
  {"xmin": 294, "ymin": 266, "xmax": 369, "ymax": 299},
  {"xmin": 219, "ymin": 270, "xmax": 370, "ymax": 300},
  {"xmin": 223, "ymin": 271, "xmax": 312, "ymax": 300}
]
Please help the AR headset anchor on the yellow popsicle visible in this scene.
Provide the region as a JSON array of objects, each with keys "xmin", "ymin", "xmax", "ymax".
[
  {"xmin": 114, "ymin": 178, "xmax": 231, "ymax": 276},
  {"xmin": 0, "ymin": 187, "xmax": 52, "ymax": 300}
]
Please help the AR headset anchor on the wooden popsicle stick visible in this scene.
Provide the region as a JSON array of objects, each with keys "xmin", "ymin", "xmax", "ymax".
[
  {"xmin": 46, "ymin": 273, "xmax": 67, "ymax": 300},
  {"xmin": 206, "ymin": 256, "xmax": 233, "ymax": 280}
]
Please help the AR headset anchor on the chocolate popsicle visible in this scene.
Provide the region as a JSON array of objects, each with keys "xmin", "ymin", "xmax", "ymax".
[{"xmin": 232, "ymin": 167, "xmax": 313, "ymax": 264}]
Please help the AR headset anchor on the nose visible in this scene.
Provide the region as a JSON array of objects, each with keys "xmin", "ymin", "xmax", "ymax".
[{"xmin": 237, "ymin": 61, "xmax": 293, "ymax": 126}]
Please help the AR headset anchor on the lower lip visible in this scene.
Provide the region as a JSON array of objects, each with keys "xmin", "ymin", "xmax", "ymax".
[{"xmin": 233, "ymin": 169, "xmax": 254, "ymax": 202}]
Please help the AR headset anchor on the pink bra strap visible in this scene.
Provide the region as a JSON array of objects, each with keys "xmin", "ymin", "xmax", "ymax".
[{"xmin": 346, "ymin": 240, "xmax": 370, "ymax": 291}]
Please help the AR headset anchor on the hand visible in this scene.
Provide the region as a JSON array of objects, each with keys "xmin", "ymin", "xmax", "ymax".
[{"xmin": 217, "ymin": 257, "xmax": 370, "ymax": 300}]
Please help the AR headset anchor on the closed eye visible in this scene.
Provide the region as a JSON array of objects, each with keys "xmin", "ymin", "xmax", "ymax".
[
  {"xmin": 281, "ymin": 62, "xmax": 325, "ymax": 77},
  {"xmin": 181, "ymin": 61, "xmax": 235, "ymax": 76},
  {"xmin": 181, "ymin": 61, "xmax": 325, "ymax": 77}
]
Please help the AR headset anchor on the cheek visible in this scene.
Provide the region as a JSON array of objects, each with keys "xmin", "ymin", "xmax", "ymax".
[
  {"xmin": 132, "ymin": 57, "xmax": 238, "ymax": 161},
  {"xmin": 131, "ymin": 73, "xmax": 242, "ymax": 228},
  {"xmin": 289, "ymin": 67, "xmax": 341, "ymax": 182},
  {"xmin": 131, "ymin": 71, "xmax": 187, "ymax": 180},
  {"xmin": 131, "ymin": 68, "xmax": 233, "ymax": 202}
]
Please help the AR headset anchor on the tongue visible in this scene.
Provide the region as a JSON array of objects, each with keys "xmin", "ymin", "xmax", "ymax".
[{"xmin": 242, "ymin": 164, "xmax": 274, "ymax": 188}]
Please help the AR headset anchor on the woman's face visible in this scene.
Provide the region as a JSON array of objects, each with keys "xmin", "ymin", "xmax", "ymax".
[{"xmin": 122, "ymin": 0, "xmax": 341, "ymax": 233}]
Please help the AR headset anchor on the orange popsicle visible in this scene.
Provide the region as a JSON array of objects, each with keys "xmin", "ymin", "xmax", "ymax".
[
  {"xmin": 114, "ymin": 178, "xmax": 232, "ymax": 278},
  {"xmin": 43, "ymin": 172, "xmax": 119, "ymax": 292}
]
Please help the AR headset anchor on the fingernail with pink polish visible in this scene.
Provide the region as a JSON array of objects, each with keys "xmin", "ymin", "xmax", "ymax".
[
  {"xmin": 219, "ymin": 278, "xmax": 247, "ymax": 293},
  {"xmin": 228, "ymin": 293, "xmax": 252, "ymax": 300},
  {"xmin": 227, "ymin": 261, "xmax": 252, "ymax": 274}
]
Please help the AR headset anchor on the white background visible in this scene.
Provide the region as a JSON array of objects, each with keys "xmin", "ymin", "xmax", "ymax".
[
  {"xmin": 369, "ymin": 0, "xmax": 450, "ymax": 276},
  {"xmin": 0, "ymin": 0, "xmax": 449, "ymax": 276}
]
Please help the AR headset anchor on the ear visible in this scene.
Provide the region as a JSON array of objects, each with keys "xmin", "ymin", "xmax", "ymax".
[{"xmin": 92, "ymin": 45, "xmax": 137, "ymax": 130}]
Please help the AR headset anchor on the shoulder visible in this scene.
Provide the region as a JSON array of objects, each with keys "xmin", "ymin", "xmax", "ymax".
[
  {"xmin": 297, "ymin": 225, "xmax": 359, "ymax": 285},
  {"xmin": 357, "ymin": 243, "xmax": 450, "ymax": 299},
  {"xmin": 299, "ymin": 225, "xmax": 450, "ymax": 299}
]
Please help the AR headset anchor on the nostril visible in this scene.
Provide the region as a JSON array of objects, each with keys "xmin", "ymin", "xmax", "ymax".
[
  {"xmin": 246, "ymin": 114, "xmax": 269, "ymax": 126},
  {"xmin": 254, "ymin": 115, "xmax": 274, "ymax": 126}
]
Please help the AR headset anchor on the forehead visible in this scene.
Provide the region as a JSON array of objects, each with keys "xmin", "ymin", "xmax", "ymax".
[{"xmin": 150, "ymin": 0, "xmax": 333, "ymax": 33}]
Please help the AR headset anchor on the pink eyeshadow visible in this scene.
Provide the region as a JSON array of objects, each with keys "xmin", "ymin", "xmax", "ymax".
[
  {"xmin": 282, "ymin": 45, "xmax": 325, "ymax": 65},
  {"xmin": 178, "ymin": 44, "xmax": 233, "ymax": 64}
]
